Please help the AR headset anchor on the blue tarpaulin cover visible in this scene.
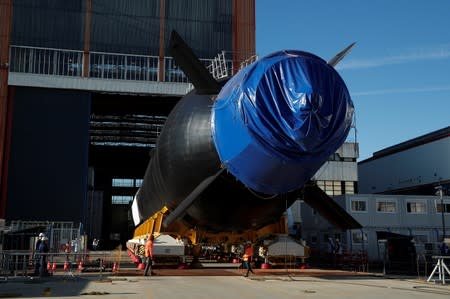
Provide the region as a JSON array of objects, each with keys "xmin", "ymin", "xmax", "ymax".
[{"xmin": 211, "ymin": 50, "xmax": 354, "ymax": 194}]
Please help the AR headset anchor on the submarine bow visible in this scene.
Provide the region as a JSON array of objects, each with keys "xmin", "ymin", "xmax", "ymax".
[{"xmin": 132, "ymin": 32, "xmax": 360, "ymax": 232}]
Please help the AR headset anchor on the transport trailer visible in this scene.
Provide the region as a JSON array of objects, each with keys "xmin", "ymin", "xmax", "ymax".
[{"xmin": 126, "ymin": 233, "xmax": 187, "ymax": 268}]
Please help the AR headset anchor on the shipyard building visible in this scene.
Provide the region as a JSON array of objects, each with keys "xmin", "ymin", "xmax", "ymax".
[
  {"xmin": 0, "ymin": 0, "xmax": 255, "ymax": 248},
  {"xmin": 300, "ymin": 127, "xmax": 450, "ymax": 269}
]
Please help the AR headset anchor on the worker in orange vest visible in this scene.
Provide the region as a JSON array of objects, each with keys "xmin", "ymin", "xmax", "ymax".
[
  {"xmin": 143, "ymin": 234, "xmax": 155, "ymax": 276},
  {"xmin": 242, "ymin": 243, "xmax": 255, "ymax": 277}
]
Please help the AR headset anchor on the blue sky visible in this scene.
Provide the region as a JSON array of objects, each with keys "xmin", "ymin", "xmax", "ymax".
[{"xmin": 256, "ymin": 0, "xmax": 450, "ymax": 161}]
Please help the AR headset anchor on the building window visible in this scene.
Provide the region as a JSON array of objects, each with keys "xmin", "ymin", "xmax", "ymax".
[
  {"xmin": 344, "ymin": 181, "xmax": 355, "ymax": 194},
  {"xmin": 376, "ymin": 200, "xmax": 397, "ymax": 213},
  {"xmin": 317, "ymin": 180, "xmax": 342, "ymax": 196},
  {"xmin": 112, "ymin": 178, "xmax": 143, "ymax": 187},
  {"xmin": 352, "ymin": 231, "xmax": 368, "ymax": 244},
  {"xmin": 135, "ymin": 179, "xmax": 143, "ymax": 187},
  {"xmin": 351, "ymin": 200, "xmax": 367, "ymax": 212},
  {"xmin": 112, "ymin": 178, "xmax": 134, "ymax": 187},
  {"xmin": 112, "ymin": 195, "xmax": 133, "ymax": 205},
  {"xmin": 436, "ymin": 203, "xmax": 450, "ymax": 213},
  {"xmin": 407, "ymin": 201, "xmax": 426, "ymax": 214}
]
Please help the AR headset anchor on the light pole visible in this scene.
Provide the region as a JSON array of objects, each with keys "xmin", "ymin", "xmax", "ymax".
[{"xmin": 435, "ymin": 185, "xmax": 445, "ymax": 241}]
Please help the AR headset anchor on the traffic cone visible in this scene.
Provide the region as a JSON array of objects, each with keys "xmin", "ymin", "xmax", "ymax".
[
  {"xmin": 63, "ymin": 261, "xmax": 69, "ymax": 272},
  {"xmin": 52, "ymin": 262, "xmax": 57, "ymax": 271},
  {"xmin": 78, "ymin": 261, "xmax": 84, "ymax": 271}
]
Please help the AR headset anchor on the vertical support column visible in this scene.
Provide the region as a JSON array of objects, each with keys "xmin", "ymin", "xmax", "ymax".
[
  {"xmin": 232, "ymin": 0, "xmax": 256, "ymax": 74},
  {"xmin": 0, "ymin": 0, "xmax": 13, "ymax": 218},
  {"xmin": 0, "ymin": 87, "xmax": 13, "ymax": 219},
  {"xmin": 83, "ymin": 0, "xmax": 92, "ymax": 78},
  {"xmin": 158, "ymin": 0, "xmax": 166, "ymax": 82}
]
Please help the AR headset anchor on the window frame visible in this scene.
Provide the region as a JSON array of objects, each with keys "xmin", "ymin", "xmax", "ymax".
[
  {"xmin": 351, "ymin": 231, "xmax": 368, "ymax": 244},
  {"xmin": 350, "ymin": 199, "xmax": 368, "ymax": 213},
  {"xmin": 406, "ymin": 200, "xmax": 426, "ymax": 214},
  {"xmin": 376, "ymin": 199, "xmax": 397, "ymax": 213}
]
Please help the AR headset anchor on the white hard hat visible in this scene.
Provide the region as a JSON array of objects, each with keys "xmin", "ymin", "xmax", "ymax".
[{"xmin": 39, "ymin": 233, "xmax": 45, "ymax": 237}]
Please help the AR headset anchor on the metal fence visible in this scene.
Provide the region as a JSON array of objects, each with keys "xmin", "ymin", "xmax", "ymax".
[
  {"xmin": 9, "ymin": 45, "xmax": 235, "ymax": 84},
  {"xmin": 9, "ymin": 45, "xmax": 83, "ymax": 77},
  {"xmin": 164, "ymin": 56, "xmax": 220, "ymax": 83},
  {"xmin": 0, "ymin": 251, "xmax": 120, "ymax": 278},
  {"xmin": 4, "ymin": 221, "xmax": 84, "ymax": 253},
  {"xmin": 90, "ymin": 51, "xmax": 159, "ymax": 81}
]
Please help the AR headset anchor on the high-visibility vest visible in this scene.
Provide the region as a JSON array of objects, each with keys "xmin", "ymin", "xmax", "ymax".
[{"xmin": 145, "ymin": 240, "xmax": 153, "ymax": 257}]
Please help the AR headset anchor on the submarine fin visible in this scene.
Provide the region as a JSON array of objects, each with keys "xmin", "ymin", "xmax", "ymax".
[
  {"xmin": 302, "ymin": 183, "xmax": 362, "ymax": 230},
  {"xmin": 162, "ymin": 168, "xmax": 225, "ymax": 228},
  {"xmin": 169, "ymin": 30, "xmax": 222, "ymax": 95},
  {"xmin": 327, "ymin": 42, "xmax": 356, "ymax": 67}
]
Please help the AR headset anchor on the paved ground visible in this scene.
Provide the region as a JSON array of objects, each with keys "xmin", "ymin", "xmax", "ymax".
[{"xmin": 1, "ymin": 269, "xmax": 449, "ymax": 298}]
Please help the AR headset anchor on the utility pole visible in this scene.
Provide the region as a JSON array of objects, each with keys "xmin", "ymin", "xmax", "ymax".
[{"xmin": 436, "ymin": 185, "xmax": 445, "ymax": 241}]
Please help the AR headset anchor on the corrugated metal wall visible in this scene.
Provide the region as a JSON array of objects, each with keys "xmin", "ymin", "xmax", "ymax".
[
  {"xmin": 6, "ymin": 87, "xmax": 90, "ymax": 222},
  {"xmin": 11, "ymin": 0, "xmax": 235, "ymax": 58},
  {"xmin": 12, "ymin": 0, "xmax": 84, "ymax": 50},
  {"xmin": 165, "ymin": 0, "xmax": 232, "ymax": 57},
  {"xmin": 91, "ymin": 0, "xmax": 160, "ymax": 55}
]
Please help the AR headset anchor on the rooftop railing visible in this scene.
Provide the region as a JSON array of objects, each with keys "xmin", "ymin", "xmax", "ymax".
[{"xmin": 9, "ymin": 45, "xmax": 235, "ymax": 84}]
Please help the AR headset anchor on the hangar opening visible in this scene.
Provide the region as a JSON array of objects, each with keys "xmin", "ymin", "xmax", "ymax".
[{"xmin": 5, "ymin": 88, "xmax": 179, "ymax": 249}]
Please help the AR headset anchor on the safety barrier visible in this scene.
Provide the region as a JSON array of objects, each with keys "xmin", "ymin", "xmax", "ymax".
[
  {"xmin": 0, "ymin": 251, "xmax": 122, "ymax": 278},
  {"xmin": 427, "ymin": 256, "xmax": 450, "ymax": 284}
]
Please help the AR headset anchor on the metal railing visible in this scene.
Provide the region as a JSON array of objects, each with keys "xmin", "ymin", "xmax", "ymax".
[
  {"xmin": 9, "ymin": 45, "xmax": 83, "ymax": 77},
  {"xmin": 164, "ymin": 56, "xmax": 221, "ymax": 83},
  {"xmin": 9, "ymin": 45, "xmax": 235, "ymax": 84},
  {"xmin": 89, "ymin": 51, "xmax": 159, "ymax": 81},
  {"xmin": 206, "ymin": 51, "xmax": 229, "ymax": 80}
]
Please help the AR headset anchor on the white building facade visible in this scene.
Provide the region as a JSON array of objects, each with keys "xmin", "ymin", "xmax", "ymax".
[{"xmin": 301, "ymin": 194, "xmax": 450, "ymax": 262}]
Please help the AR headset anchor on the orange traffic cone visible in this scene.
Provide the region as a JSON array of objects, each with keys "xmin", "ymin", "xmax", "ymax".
[
  {"xmin": 78, "ymin": 261, "xmax": 84, "ymax": 271},
  {"xmin": 52, "ymin": 262, "xmax": 57, "ymax": 271},
  {"xmin": 63, "ymin": 261, "xmax": 69, "ymax": 272}
]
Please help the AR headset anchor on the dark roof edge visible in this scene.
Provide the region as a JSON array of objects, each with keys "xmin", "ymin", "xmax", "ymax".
[{"xmin": 359, "ymin": 126, "xmax": 450, "ymax": 165}]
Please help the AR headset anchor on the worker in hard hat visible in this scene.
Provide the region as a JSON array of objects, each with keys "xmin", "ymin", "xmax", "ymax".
[
  {"xmin": 143, "ymin": 234, "xmax": 155, "ymax": 276},
  {"xmin": 33, "ymin": 232, "xmax": 46, "ymax": 275},
  {"xmin": 38, "ymin": 237, "xmax": 49, "ymax": 277}
]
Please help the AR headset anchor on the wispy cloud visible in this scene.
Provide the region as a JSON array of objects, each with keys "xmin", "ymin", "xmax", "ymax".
[
  {"xmin": 352, "ymin": 86, "xmax": 450, "ymax": 97},
  {"xmin": 338, "ymin": 45, "xmax": 450, "ymax": 70}
]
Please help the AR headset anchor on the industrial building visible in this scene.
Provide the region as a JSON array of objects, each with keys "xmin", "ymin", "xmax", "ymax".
[
  {"xmin": 301, "ymin": 127, "xmax": 450, "ymax": 268},
  {"xmin": 0, "ymin": 0, "xmax": 255, "ymax": 248},
  {"xmin": 358, "ymin": 126, "xmax": 449, "ymax": 195},
  {"xmin": 301, "ymin": 193, "xmax": 450, "ymax": 263},
  {"xmin": 288, "ymin": 141, "xmax": 359, "ymax": 236}
]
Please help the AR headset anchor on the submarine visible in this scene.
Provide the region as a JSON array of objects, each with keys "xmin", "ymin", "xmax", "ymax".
[{"xmin": 131, "ymin": 31, "xmax": 361, "ymax": 234}]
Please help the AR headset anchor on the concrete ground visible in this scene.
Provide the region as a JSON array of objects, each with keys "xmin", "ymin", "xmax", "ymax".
[{"xmin": 1, "ymin": 269, "xmax": 449, "ymax": 298}]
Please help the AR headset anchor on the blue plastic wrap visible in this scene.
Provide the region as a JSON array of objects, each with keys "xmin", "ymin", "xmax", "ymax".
[{"xmin": 211, "ymin": 51, "xmax": 354, "ymax": 194}]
